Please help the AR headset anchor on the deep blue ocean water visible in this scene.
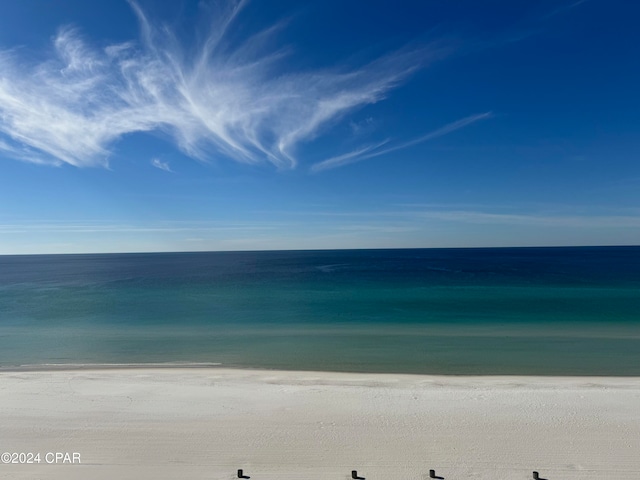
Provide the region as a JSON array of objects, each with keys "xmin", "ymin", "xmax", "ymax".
[{"xmin": 1, "ymin": 247, "xmax": 639, "ymax": 374}]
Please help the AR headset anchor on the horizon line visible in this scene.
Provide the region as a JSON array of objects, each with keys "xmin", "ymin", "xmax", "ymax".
[{"xmin": 1, "ymin": 244, "xmax": 638, "ymax": 257}]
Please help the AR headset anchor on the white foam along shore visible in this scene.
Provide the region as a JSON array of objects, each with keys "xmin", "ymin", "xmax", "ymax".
[{"xmin": 1, "ymin": 368, "xmax": 639, "ymax": 480}]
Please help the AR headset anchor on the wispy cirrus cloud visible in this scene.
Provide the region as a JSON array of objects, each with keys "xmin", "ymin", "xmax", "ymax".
[
  {"xmin": 0, "ymin": 1, "xmax": 447, "ymax": 170},
  {"xmin": 541, "ymin": 0, "xmax": 589, "ymax": 20},
  {"xmin": 151, "ymin": 158, "xmax": 172, "ymax": 172},
  {"xmin": 310, "ymin": 112, "xmax": 492, "ymax": 173},
  {"xmin": 413, "ymin": 209, "xmax": 640, "ymax": 228}
]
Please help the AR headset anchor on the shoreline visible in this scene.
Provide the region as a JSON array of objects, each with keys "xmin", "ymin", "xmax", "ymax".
[
  {"xmin": 3, "ymin": 362, "xmax": 640, "ymax": 378},
  {"xmin": 2, "ymin": 368, "xmax": 640, "ymax": 479},
  {"xmin": 3, "ymin": 362, "xmax": 640, "ymax": 376}
]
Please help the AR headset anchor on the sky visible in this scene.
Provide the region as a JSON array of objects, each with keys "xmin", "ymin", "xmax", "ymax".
[{"xmin": 0, "ymin": 0, "xmax": 639, "ymax": 254}]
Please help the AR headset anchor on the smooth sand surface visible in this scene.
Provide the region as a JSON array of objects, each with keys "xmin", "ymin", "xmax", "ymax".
[{"xmin": 1, "ymin": 368, "xmax": 639, "ymax": 479}]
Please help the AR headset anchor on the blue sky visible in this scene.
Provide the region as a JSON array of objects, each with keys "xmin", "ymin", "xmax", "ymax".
[{"xmin": 0, "ymin": 0, "xmax": 639, "ymax": 253}]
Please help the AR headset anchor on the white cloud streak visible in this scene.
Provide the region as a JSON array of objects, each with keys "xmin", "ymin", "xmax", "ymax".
[
  {"xmin": 151, "ymin": 158, "xmax": 172, "ymax": 172},
  {"xmin": 0, "ymin": 1, "xmax": 444, "ymax": 169},
  {"xmin": 414, "ymin": 210, "xmax": 640, "ymax": 228},
  {"xmin": 311, "ymin": 112, "xmax": 492, "ymax": 172},
  {"xmin": 307, "ymin": 139, "xmax": 391, "ymax": 173},
  {"xmin": 542, "ymin": 0, "xmax": 589, "ymax": 20}
]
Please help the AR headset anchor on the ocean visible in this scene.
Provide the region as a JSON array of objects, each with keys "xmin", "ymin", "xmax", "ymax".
[{"xmin": 1, "ymin": 246, "xmax": 639, "ymax": 375}]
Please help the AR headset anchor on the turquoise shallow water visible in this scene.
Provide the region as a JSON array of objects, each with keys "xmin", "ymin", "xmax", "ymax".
[{"xmin": 1, "ymin": 247, "xmax": 639, "ymax": 374}]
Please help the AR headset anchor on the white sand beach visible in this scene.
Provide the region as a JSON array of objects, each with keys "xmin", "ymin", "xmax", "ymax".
[{"xmin": 1, "ymin": 368, "xmax": 639, "ymax": 479}]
